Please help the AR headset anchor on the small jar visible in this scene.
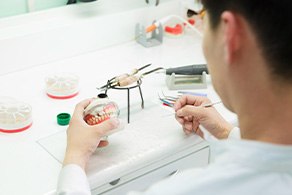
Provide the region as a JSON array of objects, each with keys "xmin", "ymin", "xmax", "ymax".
[
  {"xmin": 45, "ymin": 73, "xmax": 79, "ymax": 99},
  {"xmin": 0, "ymin": 97, "xmax": 32, "ymax": 133},
  {"xmin": 83, "ymin": 93, "xmax": 119, "ymax": 126}
]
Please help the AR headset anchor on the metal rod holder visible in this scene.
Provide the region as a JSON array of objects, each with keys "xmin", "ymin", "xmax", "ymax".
[{"xmin": 105, "ymin": 79, "xmax": 144, "ymax": 123}]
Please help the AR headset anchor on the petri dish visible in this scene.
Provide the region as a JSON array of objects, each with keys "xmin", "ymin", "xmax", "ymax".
[
  {"xmin": 45, "ymin": 73, "xmax": 79, "ymax": 99},
  {"xmin": 0, "ymin": 97, "xmax": 32, "ymax": 133}
]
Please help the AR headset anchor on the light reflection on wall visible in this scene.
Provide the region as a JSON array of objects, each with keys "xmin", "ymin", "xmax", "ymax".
[{"xmin": 0, "ymin": 0, "xmax": 167, "ymax": 19}]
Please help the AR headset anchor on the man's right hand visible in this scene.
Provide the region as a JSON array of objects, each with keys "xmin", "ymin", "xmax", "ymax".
[{"xmin": 174, "ymin": 95, "xmax": 233, "ymax": 139}]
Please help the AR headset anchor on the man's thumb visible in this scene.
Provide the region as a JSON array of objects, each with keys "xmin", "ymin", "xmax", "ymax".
[{"xmin": 93, "ymin": 118, "xmax": 120, "ymax": 136}]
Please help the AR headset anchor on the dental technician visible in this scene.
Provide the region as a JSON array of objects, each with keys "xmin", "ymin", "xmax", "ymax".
[{"xmin": 57, "ymin": 0, "xmax": 292, "ymax": 194}]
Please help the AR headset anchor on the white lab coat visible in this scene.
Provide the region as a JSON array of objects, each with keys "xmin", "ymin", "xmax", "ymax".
[{"xmin": 56, "ymin": 128, "xmax": 292, "ymax": 195}]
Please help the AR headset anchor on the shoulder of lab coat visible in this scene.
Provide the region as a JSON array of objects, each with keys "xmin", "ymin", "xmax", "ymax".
[{"xmin": 57, "ymin": 164, "xmax": 91, "ymax": 195}]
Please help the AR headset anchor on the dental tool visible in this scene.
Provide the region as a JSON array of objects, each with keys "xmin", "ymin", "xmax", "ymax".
[
  {"xmin": 110, "ymin": 67, "xmax": 163, "ymax": 88},
  {"xmin": 200, "ymin": 101, "xmax": 222, "ymax": 108},
  {"xmin": 164, "ymin": 64, "xmax": 208, "ymax": 90},
  {"xmin": 164, "ymin": 64, "xmax": 208, "ymax": 75},
  {"xmin": 98, "ymin": 65, "xmax": 163, "ymax": 90},
  {"xmin": 162, "ymin": 101, "xmax": 223, "ymax": 116}
]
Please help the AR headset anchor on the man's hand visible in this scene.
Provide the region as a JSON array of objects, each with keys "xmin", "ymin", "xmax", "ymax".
[
  {"xmin": 63, "ymin": 99, "xmax": 119, "ymax": 170},
  {"xmin": 174, "ymin": 95, "xmax": 233, "ymax": 139}
]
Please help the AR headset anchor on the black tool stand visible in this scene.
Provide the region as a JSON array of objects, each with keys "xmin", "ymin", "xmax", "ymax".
[{"xmin": 105, "ymin": 79, "xmax": 144, "ymax": 123}]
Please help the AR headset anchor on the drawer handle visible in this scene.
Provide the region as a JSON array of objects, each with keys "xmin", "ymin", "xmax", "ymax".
[{"xmin": 109, "ymin": 178, "xmax": 121, "ymax": 186}]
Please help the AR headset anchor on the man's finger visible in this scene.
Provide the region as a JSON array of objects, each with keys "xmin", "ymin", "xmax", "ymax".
[
  {"xmin": 196, "ymin": 128, "xmax": 205, "ymax": 138},
  {"xmin": 91, "ymin": 118, "xmax": 120, "ymax": 137},
  {"xmin": 184, "ymin": 121, "xmax": 193, "ymax": 131},
  {"xmin": 73, "ymin": 99, "xmax": 93, "ymax": 118},
  {"xmin": 174, "ymin": 95, "xmax": 208, "ymax": 111},
  {"xmin": 176, "ymin": 105, "xmax": 205, "ymax": 118},
  {"xmin": 183, "ymin": 128, "xmax": 192, "ymax": 135},
  {"xmin": 98, "ymin": 140, "xmax": 109, "ymax": 148},
  {"xmin": 175, "ymin": 116, "xmax": 185, "ymax": 125}
]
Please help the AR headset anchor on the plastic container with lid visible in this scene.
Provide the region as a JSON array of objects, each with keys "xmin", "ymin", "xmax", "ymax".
[
  {"xmin": 0, "ymin": 97, "xmax": 32, "ymax": 133},
  {"xmin": 45, "ymin": 73, "xmax": 79, "ymax": 99}
]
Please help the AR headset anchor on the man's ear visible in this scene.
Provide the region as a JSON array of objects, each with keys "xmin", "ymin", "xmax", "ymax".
[{"xmin": 221, "ymin": 11, "xmax": 242, "ymax": 65}]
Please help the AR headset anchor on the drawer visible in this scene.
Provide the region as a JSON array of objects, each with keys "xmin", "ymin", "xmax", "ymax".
[{"xmin": 92, "ymin": 146, "xmax": 209, "ymax": 195}]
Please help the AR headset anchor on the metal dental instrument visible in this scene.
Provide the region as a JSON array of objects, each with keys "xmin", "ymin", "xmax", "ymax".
[
  {"xmin": 109, "ymin": 63, "xmax": 151, "ymax": 82},
  {"xmin": 165, "ymin": 64, "xmax": 208, "ymax": 75},
  {"xmin": 140, "ymin": 64, "xmax": 209, "ymax": 75},
  {"xmin": 159, "ymin": 91, "xmax": 179, "ymax": 102},
  {"xmin": 110, "ymin": 67, "xmax": 163, "ymax": 88},
  {"xmin": 158, "ymin": 92, "xmax": 222, "ymax": 108},
  {"xmin": 164, "ymin": 64, "xmax": 209, "ymax": 90},
  {"xmin": 158, "ymin": 93, "xmax": 175, "ymax": 107},
  {"xmin": 98, "ymin": 65, "xmax": 163, "ymax": 90},
  {"xmin": 145, "ymin": 0, "xmax": 159, "ymax": 6},
  {"xmin": 98, "ymin": 64, "xmax": 151, "ymax": 90},
  {"xmin": 200, "ymin": 101, "xmax": 222, "ymax": 108},
  {"xmin": 162, "ymin": 101, "xmax": 223, "ymax": 117}
]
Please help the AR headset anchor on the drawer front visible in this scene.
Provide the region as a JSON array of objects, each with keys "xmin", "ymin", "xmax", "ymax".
[{"xmin": 92, "ymin": 146, "xmax": 209, "ymax": 195}]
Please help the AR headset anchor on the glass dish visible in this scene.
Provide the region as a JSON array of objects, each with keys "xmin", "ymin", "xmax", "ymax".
[
  {"xmin": 0, "ymin": 97, "xmax": 32, "ymax": 133},
  {"xmin": 45, "ymin": 73, "xmax": 79, "ymax": 99}
]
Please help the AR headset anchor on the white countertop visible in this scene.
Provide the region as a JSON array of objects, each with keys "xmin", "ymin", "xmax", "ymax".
[{"xmin": 0, "ymin": 33, "xmax": 237, "ymax": 194}]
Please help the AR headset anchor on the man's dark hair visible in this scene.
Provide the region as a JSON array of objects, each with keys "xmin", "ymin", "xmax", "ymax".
[{"xmin": 202, "ymin": 0, "xmax": 292, "ymax": 83}]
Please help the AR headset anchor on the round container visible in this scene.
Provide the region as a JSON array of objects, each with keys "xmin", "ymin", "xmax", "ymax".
[
  {"xmin": 45, "ymin": 73, "xmax": 79, "ymax": 99},
  {"xmin": 57, "ymin": 113, "xmax": 71, "ymax": 126},
  {"xmin": 0, "ymin": 97, "xmax": 32, "ymax": 133},
  {"xmin": 83, "ymin": 93, "xmax": 120, "ymax": 126}
]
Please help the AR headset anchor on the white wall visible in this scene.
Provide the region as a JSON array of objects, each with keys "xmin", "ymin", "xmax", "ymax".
[{"xmin": 0, "ymin": 0, "xmax": 180, "ymax": 75}]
